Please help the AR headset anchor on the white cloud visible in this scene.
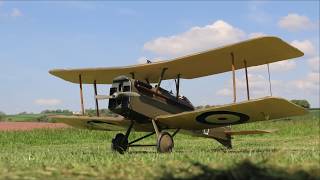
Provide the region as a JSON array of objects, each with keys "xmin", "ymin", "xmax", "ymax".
[
  {"xmin": 216, "ymin": 74, "xmax": 272, "ymax": 98},
  {"xmin": 308, "ymin": 56, "xmax": 320, "ymax": 72},
  {"xmin": 143, "ymin": 20, "xmax": 303, "ymax": 74},
  {"xmin": 291, "ymin": 72, "xmax": 319, "ymax": 93},
  {"xmin": 136, "ymin": 56, "xmax": 163, "ymax": 64},
  {"xmin": 146, "ymin": 19, "xmax": 317, "ymax": 105},
  {"xmin": 217, "ymin": 71, "xmax": 319, "ymax": 101},
  {"xmin": 143, "ymin": 20, "xmax": 246, "ymax": 56},
  {"xmin": 137, "ymin": 56, "xmax": 148, "ymax": 64},
  {"xmin": 278, "ymin": 13, "xmax": 314, "ymax": 31},
  {"xmin": 34, "ymin": 99, "xmax": 62, "ymax": 106},
  {"xmin": 10, "ymin": 8, "xmax": 22, "ymax": 17},
  {"xmin": 249, "ymin": 60, "xmax": 296, "ymax": 73},
  {"xmin": 248, "ymin": 32, "xmax": 267, "ymax": 38},
  {"xmin": 216, "ymin": 88, "xmax": 232, "ymax": 96},
  {"xmin": 291, "ymin": 40, "xmax": 316, "ymax": 57},
  {"xmin": 239, "ymin": 74, "xmax": 274, "ymax": 96},
  {"xmin": 270, "ymin": 60, "xmax": 296, "ymax": 72}
]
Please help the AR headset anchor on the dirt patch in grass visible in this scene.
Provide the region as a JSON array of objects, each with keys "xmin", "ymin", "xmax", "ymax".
[{"xmin": 0, "ymin": 122, "xmax": 70, "ymax": 131}]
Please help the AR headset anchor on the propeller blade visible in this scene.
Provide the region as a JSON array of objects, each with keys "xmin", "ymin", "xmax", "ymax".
[
  {"xmin": 96, "ymin": 95, "xmax": 113, "ymax": 100},
  {"xmin": 96, "ymin": 92, "xmax": 140, "ymax": 100},
  {"xmin": 119, "ymin": 92, "xmax": 141, "ymax": 97}
]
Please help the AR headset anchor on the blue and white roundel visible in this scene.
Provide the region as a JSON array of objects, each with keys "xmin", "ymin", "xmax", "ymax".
[{"xmin": 196, "ymin": 111, "xmax": 249, "ymax": 125}]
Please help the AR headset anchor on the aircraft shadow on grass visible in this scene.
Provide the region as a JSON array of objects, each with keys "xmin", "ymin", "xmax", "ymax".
[
  {"xmin": 159, "ymin": 160, "xmax": 319, "ymax": 180},
  {"xmin": 127, "ymin": 150, "xmax": 156, "ymax": 154},
  {"xmin": 126, "ymin": 147, "xmax": 312, "ymax": 154}
]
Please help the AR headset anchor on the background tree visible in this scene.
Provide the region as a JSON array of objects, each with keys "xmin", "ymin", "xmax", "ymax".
[
  {"xmin": 40, "ymin": 109, "xmax": 73, "ymax": 115},
  {"xmin": 0, "ymin": 111, "xmax": 6, "ymax": 121},
  {"xmin": 85, "ymin": 109, "xmax": 117, "ymax": 117},
  {"xmin": 290, "ymin": 99, "xmax": 310, "ymax": 109}
]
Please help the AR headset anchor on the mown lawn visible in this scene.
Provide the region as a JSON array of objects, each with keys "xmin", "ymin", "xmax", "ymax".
[
  {"xmin": 0, "ymin": 111, "xmax": 319, "ymax": 180},
  {"xmin": 2, "ymin": 114, "xmax": 45, "ymax": 122}
]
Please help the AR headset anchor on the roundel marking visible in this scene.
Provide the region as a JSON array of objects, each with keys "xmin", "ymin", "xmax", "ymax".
[{"xmin": 196, "ymin": 111, "xmax": 249, "ymax": 125}]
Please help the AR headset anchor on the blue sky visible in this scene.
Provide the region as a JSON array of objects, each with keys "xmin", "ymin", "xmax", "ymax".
[{"xmin": 0, "ymin": 1, "xmax": 319, "ymax": 114}]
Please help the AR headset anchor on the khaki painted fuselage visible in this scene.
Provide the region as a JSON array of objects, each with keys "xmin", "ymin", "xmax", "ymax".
[{"xmin": 108, "ymin": 76, "xmax": 194, "ymax": 131}]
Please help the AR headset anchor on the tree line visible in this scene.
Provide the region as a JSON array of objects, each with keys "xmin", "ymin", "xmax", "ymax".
[{"xmin": 0, "ymin": 111, "xmax": 5, "ymax": 121}]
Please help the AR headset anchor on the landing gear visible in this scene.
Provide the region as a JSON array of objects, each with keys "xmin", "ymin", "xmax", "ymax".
[
  {"xmin": 110, "ymin": 120, "xmax": 179, "ymax": 154},
  {"xmin": 152, "ymin": 119, "xmax": 179, "ymax": 153},
  {"xmin": 111, "ymin": 133, "xmax": 128, "ymax": 154},
  {"xmin": 111, "ymin": 121, "xmax": 134, "ymax": 154},
  {"xmin": 157, "ymin": 131, "xmax": 174, "ymax": 153}
]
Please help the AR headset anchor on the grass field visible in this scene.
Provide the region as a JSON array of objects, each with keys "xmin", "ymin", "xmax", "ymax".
[
  {"xmin": 0, "ymin": 111, "xmax": 319, "ymax": 180},
  {"xmin": 2, "ymin": 114, "xmax": 46, "ymax": 122}
]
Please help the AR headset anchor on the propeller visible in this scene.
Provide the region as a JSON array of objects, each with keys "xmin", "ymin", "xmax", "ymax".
[{"xmin": 96, "ymin": 92, "xmax": 140, "ymax": 100}]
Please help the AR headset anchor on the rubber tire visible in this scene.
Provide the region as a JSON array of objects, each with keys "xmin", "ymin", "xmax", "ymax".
[
  {"xmin": 111, "ymin": 133, "xmax": 128, "ymax": 154},
  {"xmin": 157, "ymin": 132, "xmax": 174, "ymax": 153}
]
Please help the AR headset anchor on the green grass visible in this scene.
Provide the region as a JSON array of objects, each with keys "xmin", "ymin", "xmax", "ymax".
[{"xmin": 0, "ymin": 111, "xmax": 319, "ymax": 180}]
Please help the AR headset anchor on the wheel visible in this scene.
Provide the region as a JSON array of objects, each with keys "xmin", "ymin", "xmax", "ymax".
[
  {"xmin": 111, "ymin": 133, "xmax": 128, "ymax": 154},
  {"xmin": 157, "ymin": 132, "xmax": 174, "ymax": 153}
]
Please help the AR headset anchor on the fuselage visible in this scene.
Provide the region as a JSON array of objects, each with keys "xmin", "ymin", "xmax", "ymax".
[{"xmin": 108, "ymin": 76, "xmax": 194, "ymax": 125}]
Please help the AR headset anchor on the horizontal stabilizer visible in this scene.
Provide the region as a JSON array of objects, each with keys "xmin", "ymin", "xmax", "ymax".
[{"xmin": 224, "ymin": 129, "xmax": 276, "ymax": 135}]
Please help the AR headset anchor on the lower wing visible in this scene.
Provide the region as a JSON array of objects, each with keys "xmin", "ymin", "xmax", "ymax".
[
  {"xmin": 155, "ymin": 97, "xmax": 308, "ymax": 130},
  {"xmin": 49, "ymin": 115, "xmax": 129, "ymax": 131}
]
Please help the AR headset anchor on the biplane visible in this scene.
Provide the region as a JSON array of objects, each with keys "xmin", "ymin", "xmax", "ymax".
[{"xmin": 50, "ymin": 36, "xmax": 307, "ymax": 154}]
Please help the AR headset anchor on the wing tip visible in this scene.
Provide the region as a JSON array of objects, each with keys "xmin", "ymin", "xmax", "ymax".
[
  {"xmin": 271, "ymin": 96, "xmax": 309, "ymax": 117},
  {"xmin": 273, "ymin": 36, "xmax": 304, "ymax": 58},
  {"xmin": 48, "ymin": 69, "xmax": 80, "ymax": 84},
  {"xmin": 256, "ymin": 36, "xmax": 304, "ymax": 59},
  {"xmin": 48, "ymin": 69, "xmax": 56, "ymax": 75}
]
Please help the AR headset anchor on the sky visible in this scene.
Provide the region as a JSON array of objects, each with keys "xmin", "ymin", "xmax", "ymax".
[{"xmin": 0, "ymin": 1, "xmax": 319, "ymax": 114}]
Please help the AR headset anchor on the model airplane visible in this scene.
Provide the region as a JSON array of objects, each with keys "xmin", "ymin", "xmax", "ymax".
[{"xmin": 49, "ymin": 36, "xmax": 307, "ymax": 154}]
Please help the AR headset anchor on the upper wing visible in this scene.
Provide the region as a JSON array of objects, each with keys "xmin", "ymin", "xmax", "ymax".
[
  {"xmin": 155, "ymin": 97, "xmax": 308, "ymax": 130},
  {"xmin": 49, "ymin": 36, "xmax": 303, "ymax": 84},
  {"xmin": 50, "ymin": 115, "xmax": 130, "ymax": 131}
]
